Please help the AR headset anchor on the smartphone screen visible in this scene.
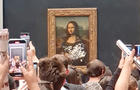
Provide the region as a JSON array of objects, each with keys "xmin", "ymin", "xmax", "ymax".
[
  {"xmin": 8, "ymin": 39, "xmax": 27, "ymax": 77},
  {"xmin": 135, "ymin": 45, "xmax": 140, "ymax": 56}
]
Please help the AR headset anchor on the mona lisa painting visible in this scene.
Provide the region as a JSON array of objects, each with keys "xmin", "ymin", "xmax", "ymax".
[{"xmin": 47, "ymin": 8, "xmax": 97, "ymax": 66}]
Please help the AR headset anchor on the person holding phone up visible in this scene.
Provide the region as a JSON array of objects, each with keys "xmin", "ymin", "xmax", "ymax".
[
  {"xmin": 0, "ymin": 29, "xmax": 40, "ymax": 90},
  {"xmin": 0, "ymin": 28, "xmax": 10, "ymax": 90}
]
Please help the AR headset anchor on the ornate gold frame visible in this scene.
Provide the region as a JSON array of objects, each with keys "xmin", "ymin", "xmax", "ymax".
[{"xmin": 47, "ymin": 8, "xmax": 97, "ymax": 64}]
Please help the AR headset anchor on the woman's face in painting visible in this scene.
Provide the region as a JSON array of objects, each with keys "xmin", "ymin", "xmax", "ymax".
[{"xmin": 67, "ymin": 23, "xmax": 75, "ymax": 35}]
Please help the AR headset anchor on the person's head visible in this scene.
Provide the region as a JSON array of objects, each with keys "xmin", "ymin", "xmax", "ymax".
[
  {"xmin": 50, "ymin": 54, "xmax": 71, "ymax": 69},
  {"xmin": 128, "ymin": 76, "xmax": 138, "ymax": 90},
  {"xmin": 87, "ymin": 59, "xmax": 105, "ymax": 78},
  {"xmin": 66, "ymin": 21, "xmax": 79, "ymax": 37},
  {"xmin": 39, "ymin": 56, "xmax": 66, "ymax": 90},
  {"xmin": 66, "ymin": 65, "xmax": 82, "ymax": 85},
  {"xmin": 15, "ymin": 61, "xmax": 20, "ymax": 68}
]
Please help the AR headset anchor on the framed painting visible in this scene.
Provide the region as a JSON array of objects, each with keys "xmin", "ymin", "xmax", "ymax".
[{"xmin": 47, "ymin": 8, "xmax": 97, "ymax": 67}]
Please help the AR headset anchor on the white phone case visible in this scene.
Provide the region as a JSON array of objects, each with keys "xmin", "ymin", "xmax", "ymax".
[{"xmin": 116, "ymin": 40, "xmax": 140, "ymax": 70}]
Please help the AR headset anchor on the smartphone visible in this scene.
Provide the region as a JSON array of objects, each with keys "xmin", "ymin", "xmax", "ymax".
[
  {"xmin": 8, "ymin": 39, "xmax": 27, "ymax": 77},
  {"xmin": 33, "ymin": 62, "xmax": 38, "ymax": 76},
  {"xmin": 116, "ymin": 40, "xmax": 140, "ymax": 70},
  {"xmin": 20, "ymin": 32, "xmax": 30, "ymax": 48},
  {"xmin": 134, "ymin": 45, "xmax": 140, "ymax": 56},
  {"xmin": 123, "ymin": 44, "xmax": 132, "ymax": 57}
]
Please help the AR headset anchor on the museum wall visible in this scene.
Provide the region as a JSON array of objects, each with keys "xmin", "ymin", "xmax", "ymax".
[{"xmin": 3, "ymin": 0, "xmax": 140, "ymax": 71}]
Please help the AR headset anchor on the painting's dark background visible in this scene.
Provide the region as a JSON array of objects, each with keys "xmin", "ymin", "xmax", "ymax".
[{"xmin": 3, "ymin": 0, "xmax": 140, "ymax": 72}]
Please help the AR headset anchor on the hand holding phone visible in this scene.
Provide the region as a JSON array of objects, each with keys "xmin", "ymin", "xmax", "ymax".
[
  {"xmin": 123, "ymin": 44, "xmax": 132, "ymax": 58},
  {"xmin": 8, "ymin": 39, "xmax": 27, "ymax": 77},
  {"xmin": 116, "ymin": 40, "xmax": 140, "ymax": 70},
  {"xmin": 20, "ymin": 57, "xmax": 40, "ymax": 90}
]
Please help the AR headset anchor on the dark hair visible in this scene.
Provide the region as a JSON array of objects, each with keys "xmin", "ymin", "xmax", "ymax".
[
  {"xmin": 15, "ymin": 61, "xmax": 20, "ymax": 68},
  {"xmin": 39, "ymin": 57, "xmax": 66, "ymax": 90},
  {"xmin": 39, "ymin": 80, "xmax": 54, "ymax": 90},
  {"xmin": 66, "ymin": 65, "xmax": 82, "ymax": 85},
  {"xmin": 51, "ymin": 54, "xmax": 71, "ymax": 69},
  {"xmin": 99, "ymin": 76, "xmax": 112, "ymax": 90},
  {"xmin": 65, "ymin": 21, "xmax": 80, "ymax": 38},
  {"xmin": 87, "ymin": 59, "xmax": 105, "ymax": 77}
]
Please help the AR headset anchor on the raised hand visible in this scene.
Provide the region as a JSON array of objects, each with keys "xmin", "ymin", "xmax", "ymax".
[{"xmin": 21, "ymin": 56, "xmax": 40, "ymax": 90}]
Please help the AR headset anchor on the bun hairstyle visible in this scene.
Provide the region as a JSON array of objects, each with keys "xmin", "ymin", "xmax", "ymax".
[{"xmin": 87, "ymin": 59, "xmax": 105, "ymax": 77}]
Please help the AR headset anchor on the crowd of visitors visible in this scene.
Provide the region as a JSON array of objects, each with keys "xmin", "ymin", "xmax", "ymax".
[{"xmin": 0, "ymin": 29, "xmax": 140, "ymax": 90}]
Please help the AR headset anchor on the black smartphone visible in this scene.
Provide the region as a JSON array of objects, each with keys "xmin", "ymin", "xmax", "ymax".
[
  {"xmin": 134, "ymin": 45, "xmax": 140, "ymax": 56},
  {"xmin": 20, "ymin": 32, "xmax": 30, "ymax": 48},
  {"xmin": 8, "ymin": 39, "xmax": 27, "ymax": 77}
]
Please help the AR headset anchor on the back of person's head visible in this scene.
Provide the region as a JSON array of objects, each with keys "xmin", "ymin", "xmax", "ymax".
[
  {"xmin": 99, "ymin": 76, "xmax": 112, "ymax": 90},
  {"xmin": 128, "ymin": 76, "xmax": 138, "ymax": 90},
  {"xmin": 66, "ymin": 65, "xmax": 82, "ymax": 85},
  {"xmin": 87, "ymin": 59, "xmax": 105, "ymax": 77},
  {"xmin": 51, "ymin": 54, "xmax": 71, "ymax": 69},
  {"xmin": 39, "ymin": 56, "xmax": 66, "ymax": 90}
]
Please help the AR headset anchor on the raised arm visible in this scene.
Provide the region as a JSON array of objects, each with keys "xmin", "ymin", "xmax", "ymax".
[
  {"xmin": 105, "ymin": 52, "xmax": 125, "ymax": 90},
  {"xmin": 0, "ymin": 55, "xmax": 9, "ymax": 90},
  {"xmin": 115, "ymin": 49, "xmax": 135, "ymax": 90},
  {"xmin": 0, "ymin": 28, "xmax": 9, "ymax": 90},
  {"xmin": 27, "ymin": 41, "xmax": 39, "ymax": 63},
  {"xmin": 21, "ymin": 56, "xmax": 40, "ymax": 90}
]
